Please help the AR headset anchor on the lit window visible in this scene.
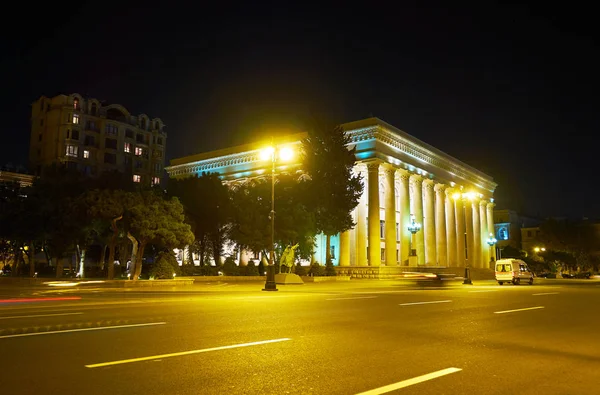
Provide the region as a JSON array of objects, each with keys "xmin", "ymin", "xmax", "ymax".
[
  {"xmin": 83, "ymin": 150, "xmax": 90, "ymax": 159},
  {"xmin": 135, "ymin": 147, "xmax": 143, "ymax": 156},
  {"xmin": 133, "ymin": 174, "xmax": 141, "ymax": 183},
  {"xmin": 73, "ymin": 98, "xmax": 79, "ymax": 109},
  {"xmin": 65, "ymin": 145, "xmax": 78, "ymax": 157},
  {"xmin": 380, "ymin": 220, "xmax": 385, "ymax": 239},
  {"xmin": 72, "ymin": 114, "xmax": 80, "ymax": 124},
  {"xmin": 124, "ymin": 142, "xmax": 131, "ymax": 153},
  {"xmin": 152, "ymin": 177, "xmax": 160, "ymax": 185}
]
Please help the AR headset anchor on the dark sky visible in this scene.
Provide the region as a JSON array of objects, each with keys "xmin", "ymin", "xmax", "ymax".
[{"xmin": 1, "ymin": 2, "xmax": 598, "ymax": 218}]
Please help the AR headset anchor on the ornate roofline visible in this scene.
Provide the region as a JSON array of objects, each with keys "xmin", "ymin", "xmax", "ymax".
[
  {"xmin": 166, "ymin": 118, "xmax": 497, "ymax": 193},
  {"xmin": 345, "ymin": 120, "xmax": 497, "ymax": 192}
]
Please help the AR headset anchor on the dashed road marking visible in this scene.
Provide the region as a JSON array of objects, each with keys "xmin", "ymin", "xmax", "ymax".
[
  {"xmin": 0, "ymin": 312, "xmax": 83, "ymax": 320},
  {"xmin": 355, "ymin": 367, "xmax": 462, "ymax": 394},
  {"xmin": 85, "ymin": 337, "xmax": 291, "ymax": 368},
  {"xmin": 0, "ymin": 321, "xmax": 165, "ymax": 339},
  {"xmin": 494, "ymin": 306, "xmax": 544, "ymax": 314}
]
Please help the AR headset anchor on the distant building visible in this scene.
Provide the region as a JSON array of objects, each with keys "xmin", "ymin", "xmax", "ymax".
[
  {"xmin": 29, "ymin": 93, "xmax": 167, "ymax": 186},
  {"xmin": 493, "ymin": 209, "xmax": 542, "ymax": 256}
]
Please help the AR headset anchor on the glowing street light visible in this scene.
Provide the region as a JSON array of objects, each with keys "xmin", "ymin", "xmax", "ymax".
[
  {"xmin": 261, "ymin": 142, "xmax": 295, "ymax": 292},
  {"xmin": 407, "ymin": 214, "xmax": 422, "ymax": 262},
  {"xmin": 486, "ymin": 233, "xmax": 497, "ymax": 266}
]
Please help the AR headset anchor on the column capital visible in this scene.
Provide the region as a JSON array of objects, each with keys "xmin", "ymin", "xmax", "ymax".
[
  {"xmin": 479, "ymin": 199, "xmax": 489, "ymax": 207},
  {"xmin": 366, "ymin": 162, "xmax": 380, "ymax": 172},
  {"xmin": 397, "ymin": 168, "xmax": 410, "ymax": 181},
  {"xmin": 487, "ymin": 201, "xmax": 496, "ymax": 209},
  {"xmin": 434, "ymin": 183, "xmax": 447, "ymax": 194},
  {"xmin": 422, "ymin": 178, "xmax": 434, "ymax": 190},
  {"xmin": 409, "ymin": 173, "xmax": 423, "ymax": 185},
  {"xmin": 382, "ymin": 166, "xmax": 396, "ymax": 177}
]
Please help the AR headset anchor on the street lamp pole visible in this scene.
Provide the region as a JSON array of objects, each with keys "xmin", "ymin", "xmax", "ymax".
[
  {"xmin": 486, "ymin": 233, "xmax": 497, "ymax": 269},
  {"xmin": 263, "ymin": 145, "xmax": 278, "ymax": 291},
  {"xmin": 407, "ymin": 214, "xmax": 422, "ymax": 266}
]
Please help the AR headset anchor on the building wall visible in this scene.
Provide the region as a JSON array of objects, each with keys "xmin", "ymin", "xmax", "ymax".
[
  {"xmin": 30, "ymin": 93, "xmax": 167, "ymax": 186},
  {"xmin": 166, "ymin": 118, "xmax": 498, "ymax": 268}
]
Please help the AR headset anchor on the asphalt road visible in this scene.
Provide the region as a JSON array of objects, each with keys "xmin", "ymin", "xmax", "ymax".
[{"xmin": 1, "ymin": 279, "xmax": 599, "ymax": 395}]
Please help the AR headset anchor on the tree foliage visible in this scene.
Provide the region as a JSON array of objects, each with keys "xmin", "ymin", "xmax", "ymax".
[{"xmin": 301, "ymin": 125, "xmax": 363, "ymax": 262}]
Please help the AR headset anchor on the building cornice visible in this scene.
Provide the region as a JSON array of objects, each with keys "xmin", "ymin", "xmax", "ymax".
[
  {"xmin": 166, "ymin": 118, "xmax": 497, "ymax": 193},
  {"xmin": 344, "ymin": 120, "xmax": 497, "ymax": 192}
]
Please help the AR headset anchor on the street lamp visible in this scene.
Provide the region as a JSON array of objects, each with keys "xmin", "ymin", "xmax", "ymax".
[
  {"xmin": 260, "ymin": 142, "xmax": 295, "ymax": 292},
  {"xmin": 533, "ymin": 246, "xmax": 546, "ymax": 253},
  {"xmin": 486, "ymin": 233, "xmax": 497, "ymax": 267},
  {"xmin": 453, "ymin": 191, "xmax": 475, "ymax": 284},
  {"xmin": 407, "ymin": 214, "xmax": 422, "ymax": 266}
]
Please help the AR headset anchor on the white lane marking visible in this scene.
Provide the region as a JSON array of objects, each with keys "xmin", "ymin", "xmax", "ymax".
[
  {"xmin": 494, "ymin": 306, "xmax": 544, "ymax": 314},
  {"xmin": 326, "ymin": 296, "xmax": 378, "ymax": 301},
  {"xmin": 532, "ymin": 292, "xmax": 559, "ymax": 296},
  {"xmin": 355, "ymin": 367, "xmax": 462, "ymax": 395},
  {"xmin": 0, "ymin": 312, "xmax": 83, "ymax": 320},
  {"xmin": 469, "ymin": 290, "xmax": 499, "ymax": 293},
  {"xmin": 399, "ymin": 300, "xmax": 452, "ymax": 306},
  {"xmin": 85, "ymin": 337, "xmax": 292, "ymax": 368},
  {"xmin": 0, "ymin": 322, "xmax": 166, "ymax": 339}
]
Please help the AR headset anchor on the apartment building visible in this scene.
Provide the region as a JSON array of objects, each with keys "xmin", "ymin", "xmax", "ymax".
[{"xmin": 29, "ymin": 93, "xmax": 166, "ymax": 186}]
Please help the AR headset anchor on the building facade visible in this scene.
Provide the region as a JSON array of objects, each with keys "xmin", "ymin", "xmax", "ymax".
[
  {"xmin": 166, "ymin": 118, "xmax": 497, "ymax": 271},
  {"xmin": 29, "ymin": 93, "xmax": 167, "ymax": 186}
]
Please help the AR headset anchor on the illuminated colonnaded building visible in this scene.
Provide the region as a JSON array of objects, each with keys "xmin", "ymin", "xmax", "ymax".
[{"xmin": 166, "ymin": 118, "xmax": 497, "ymax": 275}]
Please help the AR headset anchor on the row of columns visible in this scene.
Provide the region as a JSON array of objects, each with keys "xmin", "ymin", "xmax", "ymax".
[{"xmin": 339, "ymin": 162, "xmax": 496, "ymax": 268}]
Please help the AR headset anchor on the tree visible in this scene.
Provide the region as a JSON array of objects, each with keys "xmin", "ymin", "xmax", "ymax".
[
  {"xmin": 23, "ymin": 165, "xmax": 88, "ymax": 278},
  {"xmin": 168, "ymin": 172, "xmax": 231, "ymax": 266},
  {"xmin": 229, "ymin": 174, "xmax": 317, "ymax": 263},
  {"xmin": 301, "ymin": 125, "xmax": 363, "ymax": 264},
  {"xmin": 125, "ymin": 190, "xmax": 194, "ymax": 280},
  {"xmin": 84, "ymin": 189, "xmax": 131, "ymax": 279}
]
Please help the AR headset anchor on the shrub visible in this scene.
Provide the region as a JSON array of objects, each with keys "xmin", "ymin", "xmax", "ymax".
[
  {"xmin": 324, "ymin": 259, "xmax": 337, "ymax": 276},
  {"xmin": 222, "ymin": 256, "xmax": 239, "ymax": 276},
  {"xmin": 180, "ymin": 264, "xmax": 197, "ymax": 276},
  {"xmin": 294, "ymin": 262, "xmax": 307, "ymax": 276},
  {"xmin": 308, "ymin": 262, "xmax": 324, "ymax": 276},
  {"xmin": 150, "ymin": 252, "xmax": 180, "ymax": 279},
  {"xmin": 245, "ymin": 260, "xmax": 259, "ymax": 276}
]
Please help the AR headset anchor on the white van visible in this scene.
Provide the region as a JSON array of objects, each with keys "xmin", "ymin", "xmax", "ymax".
[{"xmin": 495, "ymin": 259, "xmax": 533, "ymax": 285}]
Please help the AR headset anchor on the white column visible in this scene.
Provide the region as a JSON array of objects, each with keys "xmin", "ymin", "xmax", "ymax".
[
  {"xmin": 397, "ymin": 169, "xmax": 410, "ymax": 265},
  {"xmin": 239, "ymin": 248, "xmax": 249, "ymax": 266},
  {"xmin": 422, "ymin": 179, "xmax": 436, "ymax": 265},
  {"xmin": 464, "ymin": 198, "xmax": 474, "ymax": 268},
  {"xmin": 409, "ymin": 174, "xmax": 424, "ymax": 266},
  {"xmin": 384, "ymin": 167, "xmax": 397, "ymax": 266},
  {"xmin": 339, "ymin": 230, "xmax": 350, "ymax": 266},
  {"xmin": 445, "ymin": 188, "xmax": 457, "ymax": 266},
  {"xmin": 472, "ymin": 199, "xmax": 481, "ymax": 268},
  {"xmin": 434, "ymin": 183, "xmax": 447, "ymax": 266},
  {"xmin": 356, "ymin": 167, "xmax": 367, "ymax": 266},
  {"xmin": 367, "ymin": 163, "xmax": 381, "ymax": 266},
  {"xmin": 487, "ymin": 201, "xmax": 496, "ymax": 262},
  {"xmin": 479, "ymin": 200, "xmax": 489, "ymax": 268}
]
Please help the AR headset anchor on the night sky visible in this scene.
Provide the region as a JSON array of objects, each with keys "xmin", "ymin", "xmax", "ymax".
[{"xmin": 1, "ymin": 2, "xmax": 598, "ymax": 218}]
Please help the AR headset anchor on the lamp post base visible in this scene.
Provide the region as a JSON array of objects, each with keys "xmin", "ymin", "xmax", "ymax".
[
  {"xmin": 262, "ymin": 265, "xmax": 278, "ymax": 291},
  {"xmin": 463, "ymin": 267, "xmax": 472, "ymax": 285}
]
